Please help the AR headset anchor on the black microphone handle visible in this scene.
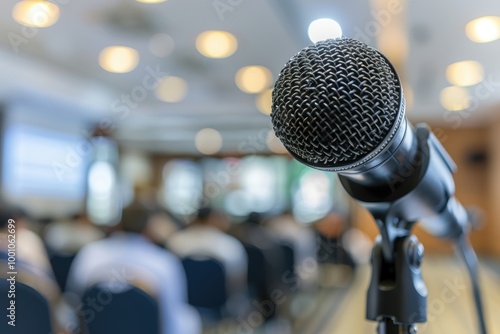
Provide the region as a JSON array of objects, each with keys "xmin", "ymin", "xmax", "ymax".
[{"xmin": 339, "ymin": 124, "xmax": 468, "ymax": 239}]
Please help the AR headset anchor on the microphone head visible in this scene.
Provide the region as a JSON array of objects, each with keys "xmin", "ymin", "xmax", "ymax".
[{"xmin": 271, "ymin": 38, "xmax": 405, "ymax": 171}]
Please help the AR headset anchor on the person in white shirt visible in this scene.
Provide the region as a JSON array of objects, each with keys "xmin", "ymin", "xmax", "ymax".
[
  {"xmin": 267, "ymin": 212, "xmax": 319, "ymax": 289},
  {"xmin": 66, "ymin": 202, "xmax": 201, "ymax": 334},
  {"xmin": 167, "ymin": 208, "xmax": 248, "ymax": 298},
  {"xmin": 44, "ymin": 213, "xmax": 105, "ymax": 254}
]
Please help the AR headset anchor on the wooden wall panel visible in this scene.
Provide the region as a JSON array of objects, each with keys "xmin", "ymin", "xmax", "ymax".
[{"xmin": 488, "ymin": 121, "xmax": 500, "ymax": 256}]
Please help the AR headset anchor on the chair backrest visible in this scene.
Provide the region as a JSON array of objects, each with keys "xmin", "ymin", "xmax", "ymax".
[
  {"xmin": 279, "ymin": 243, "xmax": 296, "ymax": 289},
  {"xmin": 316, "ymin": 233, "xmax": 355, "ymax": 267},
  {"xmin": 181, "ymin": 256, "xmax": 226, "ymax": 320},
  {"xmin": 244, "ymin": 244, "xmax": 267, "ymax": 300},
  {"xmin": 49, "ymin": 252, "xmax": 76, "ymax": 292},
  {"xmin": 0, "ymin": 279, "xmax": 53, "ymax": 334},
  {"xmin": 80, "ymin": 283, "xmax": 159, "ymax": 334}
]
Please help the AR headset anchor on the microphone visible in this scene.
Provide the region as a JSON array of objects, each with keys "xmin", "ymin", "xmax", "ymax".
[
  {"xmin": 271, "ymin": 38, "xmax": 468, "ymax": 239},
  {"xmin": 271, "ymin": 38, "xmax": 489, "ymax": 334}
]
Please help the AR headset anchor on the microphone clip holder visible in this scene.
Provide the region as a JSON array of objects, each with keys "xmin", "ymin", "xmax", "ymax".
[{"xmin": 366, "ymin": 216, "xmax": 427, "ymax": 333}]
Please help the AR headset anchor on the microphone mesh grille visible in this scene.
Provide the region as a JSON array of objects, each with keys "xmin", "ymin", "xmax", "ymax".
[{"xmin": 271, "ymin": 38, "xmax": 402, "ymax": 168}]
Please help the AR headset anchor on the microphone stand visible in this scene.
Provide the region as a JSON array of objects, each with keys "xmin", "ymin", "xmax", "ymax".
[
  {"xmin": 366, "ymin": 213, "xmax": 426, "ymax": 334},
  {"xmin": 338, "ymin": 125, "xmax": 487, "ymax": 334},
  {"xmin": 366, "ymin": 212, "xmax": 487, "ymax": 334}
]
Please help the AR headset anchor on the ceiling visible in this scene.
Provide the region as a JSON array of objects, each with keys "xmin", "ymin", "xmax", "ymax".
[{"xmin": 0, "ymin": 0, "xmax": 499, "ymax": 154}]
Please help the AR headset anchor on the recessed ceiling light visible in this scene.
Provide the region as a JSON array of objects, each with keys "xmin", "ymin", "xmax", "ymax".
[
  {"xmin": 196, "ymin": 30, "xmax": 237, "ymax": 59},
  {"xmin": 308, "ymin": 18, "xmax": 342, "ymax": 43},
  {"xmin": 235, "ymin": 66, "xmax": 273, "ymax": 94},
  {"xmin": 99, "ymin": 46, "xmax": 139, "ymax": 73},
  {"xmin": 440, "ymin": 86, "xmax": 470, "ymax": 111},
  {"xmin": 149, "ymin": 33, "xmax": 175, "ymax": 57},
  {"xmin": 12, "ymin": 0, "xmax": 60, "ymax": 28},
  {"xmin": 466, "ymin": 16, "xmax": 500, "ymax": 43},
  {"xmin": 266, "ymin": 130, "xmax": 287, "ymax": 154},
  {"xmin": 155, "ymin": 76, "xmax": 188, "ymax": 103},
  {"xmin": 256, "ymin": 89, "xmax": 273, "ymax": 115},
  {"xmin": 446, "ymin": 60, "xmax": 484, "ymax": 87},
  {"xmin": 195, "ymin": 128, "xmax": 222, "ymax": 155}
]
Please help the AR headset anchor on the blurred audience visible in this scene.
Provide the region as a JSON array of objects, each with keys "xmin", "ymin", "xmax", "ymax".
[
  {"xmin": 230, "ymin": 212, "xmax": 286, "ymax": 293},
  {"xmin": 43, "ymin": 213, "xmax": 105, "ymax": 294},
  {"xmin": 44, "ymin": 213, "xmax": 105, "ymax": 254},
  {"xmin": 66, "ymin": 201, "xmax": 201, "ymax": 334},
  {"xmin": 228, "ymin": 212, "xmax": 290, "ymax": 325},
  {"xmin": 314, "ymin": 212, "xmax": 352, "ymax": 266},
  {"xmin": 314, "ymin": 211, "xmax": 371, "ymax": 265},
  {"xmin": 267, "ymin": 211, "xmax": 319, "ymax": 289},
  {"xmin": 145, "ymin": 209, "xmax": 180, "ymax": 247},
  {"xmin": 135, "ymin": 185, "xmax": 181, "ymax": 247},
  {"xmin": 168, "ymin": 207, "xmax": 248, "ymax": 298},
  {"xmin": 313, "ymin": 212, "xmax": 372, "ymax": 288},
  {"xmin": 0, "ymin": 204, "xmax": 63, "ymax": 332}
]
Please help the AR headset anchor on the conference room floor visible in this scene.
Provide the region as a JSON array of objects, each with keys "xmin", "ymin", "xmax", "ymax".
[
  {"xmin": 207, "ymin": 257, "xmax": 499, "ymax": 333},
  {"xmin": 311, "ymin": 257, "xmax": 500, "ymax": 334}
]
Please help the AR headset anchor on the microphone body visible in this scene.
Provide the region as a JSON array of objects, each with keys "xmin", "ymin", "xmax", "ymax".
[
  {"xmin": 271, "ymin": 38, "xmax": 468, "ymax": 239},
  {"xmin": 338, "ymin": 122, "xmax": 467, "ymax": 239}
]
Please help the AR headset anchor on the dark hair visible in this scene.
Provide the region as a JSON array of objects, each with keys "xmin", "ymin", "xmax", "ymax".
[
  {"xmin": 121, "ymin": 202, "xmax": 152, "ymax": 234},
  {"xmin": 0, "ymin": 205, "xmax": 15, "ymax": 229},
  {"xmin": 196, "ymin": 207, "xmax": 212, "ymax": 222},
  {"xmin": 246, "ymin": 212, "xmax": 262, "ymax": 225}
]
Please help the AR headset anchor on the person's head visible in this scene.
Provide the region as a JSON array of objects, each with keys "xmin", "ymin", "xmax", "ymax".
[
  {"xmin": 194, "ymin": 207, "xmax": 230, "ymax": 231},
  {"xmin": 0, "ymin": 205, "xmax": 14, "ymax": 230},
  {"xmin": 195, "ymin": 207, "xmax": 212, "ymax": 225},
  {"xmin": 246, "ymin": 212, "xmax": 262, "ymax": 225},
  {"xmin": 120, "ymin": 202, "xmax": 152, "ymax": 235},
  {"xmin": 0, "ymin": 205, "xmax": 26, "ymax": 230}
]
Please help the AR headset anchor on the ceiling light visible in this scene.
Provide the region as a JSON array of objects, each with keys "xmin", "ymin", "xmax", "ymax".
[
  {"xmin": 308, "ymin": 18, "xmax": 342, "ymax": 43},
  {"xmin": 235, "ymin": 66, "xmax": 273, "ymax": 94},
  {"xmin": 12, "ymin": 1, "xmax": 60, "ymax": 28},
  {"xmin": 149, "ymin": 33, "xmax": 175, "ymax": 57},
  {"xmin": 266, "ymin": 131, "xmax": 288, "ymax": 154},
  {"xmin": 466, "ymin": 16, "xmax": 500, "ymax": 43},
  {"xmin": 196, "ymin": 30, "xmax": 237, "ymax": 59},
  {"xmin": 256, "ymin": 89, "xmax": 273, "ymax": 115},
  {"xmin": 446, "ymin": 60, "xmax": 484, "ymax": 87},
  {"xmin": 99, "ymin": 46, "xmax": 139, "ymax": 73},
  {"xmin": 155, "ymin": 76, "xmax": 188, "ymax": 103},
  {"xmin": 195, "ymin": 128, "xmax": 222, "ymax": 155},
  {"xmin": 440, "ymin": 86, "xmax": 470, "ymax": 111}
]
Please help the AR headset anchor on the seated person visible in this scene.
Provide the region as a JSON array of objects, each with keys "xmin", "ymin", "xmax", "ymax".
[
  {"xmin": 66, "ymin": 201, "xmax": 201, "ymax": 334},
  {"xmin": 133, "ymin": 185, "xmax": 182, "ymax": 247},
  {"xmin": 44, "ymin": 212, "xmax": 105, "ymax": 254},
  {"xmin": 0, "ymin": 205, "xmax": 63, "ymax": 332},
  {"xmin": 167, "ymin": 208, "xmax": 248, "ymax": 300},
  {"xmin": 229, "ymin": 212, "xmax": 287, "ymax": 294},
  {"xmin": 267, "ymin": 211, "xmax": 319, "ymax": 289}
]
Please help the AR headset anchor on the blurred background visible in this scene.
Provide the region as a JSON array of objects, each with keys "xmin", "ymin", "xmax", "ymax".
[{"xmin": 0, "ymin": 0, "xmax": 499, "ymax": 333}]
